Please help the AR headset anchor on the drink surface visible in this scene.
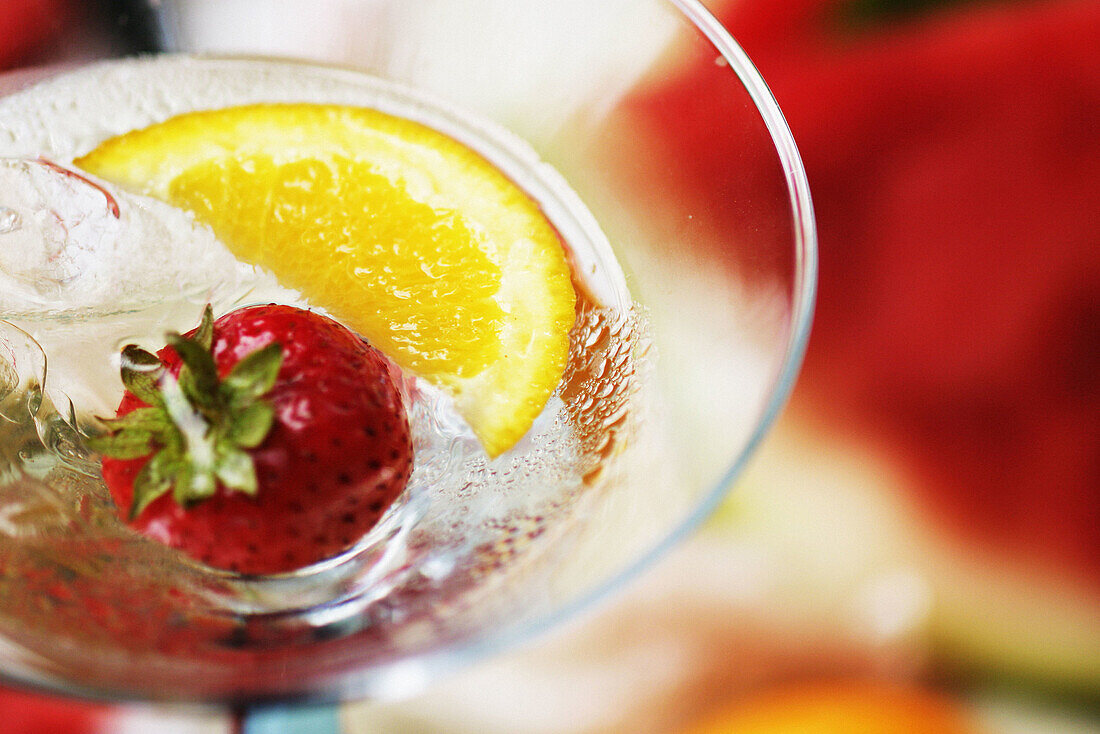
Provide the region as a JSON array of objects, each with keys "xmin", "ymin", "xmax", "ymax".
[{"xmin": 0, "ymin": 55, "xmax": 652, "ymax": 663}]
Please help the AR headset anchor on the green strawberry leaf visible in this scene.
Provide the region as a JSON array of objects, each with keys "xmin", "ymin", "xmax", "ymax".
[
  {"xmin": 193, "ymin": 304, "xmax": 215, "ymax": 351},
  {"xmin": 121, "ymin": 344, "xmax": 161, "ymax": 369},
  {"xmin": 173, "ymin": 462, "xmax": 217, "ymax": 506},
  {"xmin": 215, "ymin": 445, "xmax": 258, "ymax": 495},
  {"xmin": 228, "ymin": 401, "xmax": 276, "ymax": 449},
  {"xmin": 88, "ymin": 429, "xmax": 156, "ymax": 460},
  {"xmin": 167, "ymin": 334, "xmax": 221, "ymax": 411},
  {"xmin": 177, "ymin": 364, "xmax": 221, "ymax": 415},
  {"xmin": 223, "ymin": 342, "xmax": 283, "ymax": 404},
  {"xmin": 120, "ymin": 344, "xmax": 165, "ymax": 407},
  {"xmin": 158, "ymin": 371, "xmax": 206, "ymax": 436},
  {"xmin": 99, "ymin": 406, "xmax": 172, "ymax": 436},
  {"xmin": 130, "ymin": 449, "xmax": 178, "ymax": 519}
]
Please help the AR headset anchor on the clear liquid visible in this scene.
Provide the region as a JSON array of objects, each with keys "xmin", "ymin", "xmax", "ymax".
[{"xmin": 0, "ymin": 57, "xmax": 652, "ymax": 655}]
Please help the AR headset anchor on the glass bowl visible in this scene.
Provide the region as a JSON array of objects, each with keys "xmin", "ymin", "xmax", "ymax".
[{"xmin": 0, "ymin": 0, "xmax": 815, "ymax": 706}]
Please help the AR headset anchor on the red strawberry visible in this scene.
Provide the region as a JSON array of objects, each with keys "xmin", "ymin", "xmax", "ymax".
[{"xmin": 93, "ymin": 304, "xmax": 413, "ymax": 575}]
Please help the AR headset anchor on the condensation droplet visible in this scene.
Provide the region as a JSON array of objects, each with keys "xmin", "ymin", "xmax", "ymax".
[{"xmin": 0, "ymin": 206, "xmax": 20, "ymax": 234}]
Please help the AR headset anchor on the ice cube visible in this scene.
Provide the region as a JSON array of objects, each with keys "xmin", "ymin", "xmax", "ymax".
[
  {"xmin": 0, "ymin": 157, "xmax": 305, "ymax": 318},
  {"xmin": 0, "ymin": 158, "xmax": 122, "ymax": 307},
  {"xmin": 0, "ymin": 157, "xmax": 303, "ymax": 416}
]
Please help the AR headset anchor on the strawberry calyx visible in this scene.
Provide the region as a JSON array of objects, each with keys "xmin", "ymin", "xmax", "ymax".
[{"xmin": 90, "ymin": 305, "xmax": 283, "ymax": 519}]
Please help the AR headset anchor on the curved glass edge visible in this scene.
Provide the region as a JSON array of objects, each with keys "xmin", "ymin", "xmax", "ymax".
[
  {"xmin": 325, "ymin": 0, "xmax": 820, "ymax": 704},
  {"xmin": 0, "ymin": 0, "xmax": 817, "ymax": 707}
]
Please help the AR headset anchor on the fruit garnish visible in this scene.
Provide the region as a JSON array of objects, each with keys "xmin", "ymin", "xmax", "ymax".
[
  {"xmin": 91, "ymin": 304, "xmax": 413, "ymax": 575},
  {"xmin": 76, "ymin": 104, "xmax": 577, "ymax": 457}
]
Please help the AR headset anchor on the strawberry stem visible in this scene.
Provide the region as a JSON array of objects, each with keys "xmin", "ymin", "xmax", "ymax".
[{"xmin": 91, "ymin": 305, "xmax": 284, "ymax": 517}]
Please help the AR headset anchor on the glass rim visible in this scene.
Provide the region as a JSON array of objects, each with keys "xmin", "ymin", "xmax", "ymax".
[{"xmin": 0, "ymin": 0, "xmax": 817, "ymax": 707}]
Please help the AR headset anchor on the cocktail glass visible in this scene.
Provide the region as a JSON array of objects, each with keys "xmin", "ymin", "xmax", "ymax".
[{"xmin": 0, "ymin": 0, "xmax": 815, "ymax": 729}]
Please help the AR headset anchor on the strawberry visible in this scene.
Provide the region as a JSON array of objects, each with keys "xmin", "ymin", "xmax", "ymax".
[{"xmin": 92, "ymin": 304, "xmax": 413, "ymax": 575}]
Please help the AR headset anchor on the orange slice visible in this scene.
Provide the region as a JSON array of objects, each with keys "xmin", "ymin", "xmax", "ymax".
[{"xmin": 77, "ymin": 104, "xmax": 577, "ymax": 457}]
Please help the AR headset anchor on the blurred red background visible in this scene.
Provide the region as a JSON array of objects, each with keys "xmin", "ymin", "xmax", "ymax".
[
  {"xmin": 629, "ymin": 0, "xmax": 1099, "ymax": 729},
  {"xmin": 0, "ymin": 0, "xmax": 1096, "ymax": 731},
  {"xmin": 626, "ymin": 1, "xmax": 1098, "ymax": 728},
  {"xmin": 640, "ymin": 0, "xmax": 1098, "ymax": 590},
  {"xmin": 740, "ymin": 0, "xmax": 1099, "ymax": 591},
  {"xmin": 0, "ymin": 0, "xmax": 67, "ymax": 69}
]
